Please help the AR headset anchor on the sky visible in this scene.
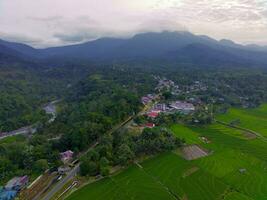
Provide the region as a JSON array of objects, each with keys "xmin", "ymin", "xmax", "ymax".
[{"xmin": 0, "ymin": 0, "xmax": 267, "ymax": 48}]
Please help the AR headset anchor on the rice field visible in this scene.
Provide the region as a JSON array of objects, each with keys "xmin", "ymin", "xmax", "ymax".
[
  {"xmin": 217, "ymin": 104, "xmax": 267, "ymax": 137},
  {"xmin": 67, "ymin": 105, "xmax": 267, "ymax": 200}
]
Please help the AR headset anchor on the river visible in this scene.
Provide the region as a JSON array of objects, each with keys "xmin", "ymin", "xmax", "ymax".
[{"xmin": 0, "ymin": 100, "xmax": 59, "ymax": 140}]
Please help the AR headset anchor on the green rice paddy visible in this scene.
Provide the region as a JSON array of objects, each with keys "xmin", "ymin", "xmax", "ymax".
[
  {"xmin": 67, "ymin": 105, "xmax": 267, "ymax": 200},
  {"xmin": 217, "ymin": 104, "xmax": 267, "ymax": 137}
]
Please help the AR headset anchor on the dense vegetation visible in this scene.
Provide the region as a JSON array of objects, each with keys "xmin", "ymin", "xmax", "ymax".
[
  {"xmin": 79, "ymin": 127, "xmax": 183, "ymax": 177},
  {"xmin": 1, "ymin": 58, "xmax": 267, "ymax": 198},
  {"xmin": 0, "ymin": 66, "xmax": 157, "ymax": 184}
]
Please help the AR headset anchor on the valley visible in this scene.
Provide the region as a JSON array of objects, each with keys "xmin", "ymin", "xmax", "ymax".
[{"xmin": 1, "ymin": 31, "xmax": 267, "ymax": 200}]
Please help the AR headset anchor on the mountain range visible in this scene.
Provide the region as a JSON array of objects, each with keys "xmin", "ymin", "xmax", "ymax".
[{"xmin": 1, "ymin": 31, "xmax": 267, "ymax": 67}]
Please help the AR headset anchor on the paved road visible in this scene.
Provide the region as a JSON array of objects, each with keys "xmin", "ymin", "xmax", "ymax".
[
  {"xmin": 41, "ymin": 142, "xmax": 98, "ymax": 200},
  {"xmin": 42, "ymin": 164, "xmax": 80, "ymax": 200},
  {"xmin": 41, "ymin": 105, "xmax": 152, "ymax": 200}
]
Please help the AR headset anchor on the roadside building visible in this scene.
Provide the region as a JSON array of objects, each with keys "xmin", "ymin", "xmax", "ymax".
[
  {"xmin": 5, "ymin": 176, "xmax": 28, "ymax": 191},
  {"xmin": 60, "ymin": 150, "xmax": 74, "ymax": 164},
  {"xmin": 141, "ymin": 94, "xmax": 156, "ymax": 105},
  {"xmin": 141, "ymin": 96, "xmax": 151, "ymax": 105}
]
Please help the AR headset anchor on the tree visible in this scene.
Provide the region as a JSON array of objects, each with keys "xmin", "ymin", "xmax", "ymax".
[
  {"xmin": 34, "ymin": 159, "xmax": 48, "ymax": 173},
  {"xmin": 80, "ymin": 158, "xmax": 98, "ymax": 176},
  {"xmin": 115, "ymin": 144, "xmax": 134, "ymax": 166},
  {"xmin": 100, "ymin": 166, "xmax": 109, "ymax": 176}
]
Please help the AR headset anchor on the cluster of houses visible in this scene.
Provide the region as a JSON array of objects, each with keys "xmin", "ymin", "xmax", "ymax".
[
  {"xmin": 0, "ymin": 176, "xmax": 28, "ymax": 200},
  {"xmin": 154, "ymin": 76, "xmax": 208, "ymax": 96},
  {"xmin": 183, "ymin": 81, "xmax": 208, "ymax": 94},
  {"xmin": 145, "ymin": 101, "xmax": 195, "ymax": 120},
  {"xmin": 154, "ymin": 77, "xmax": 178, "ymax": 92},
  {"xmin": 0, "ymin": 150, "xmax": 74, "ymax": 200}
]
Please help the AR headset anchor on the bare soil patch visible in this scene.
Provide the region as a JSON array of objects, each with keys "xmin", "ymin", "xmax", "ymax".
[
  {"xmin": 181, "ymin": 145, "xmax": 209, "ymax": 160},
  {"xmin": 243, "ymin": 132, "xmax": 257, "ymax": 140}
]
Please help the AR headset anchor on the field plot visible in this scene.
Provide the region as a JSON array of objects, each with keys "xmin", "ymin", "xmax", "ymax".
[
  {"xmin": 181, "ymin": 145, "xmax": 209, "ymax": 160},
  {"xmin": 67, "ymin": 165, "xmax": 175, "ymax": 200},
  {"xmin": 141, "ymin": 153, "xmax": 228, "ymax": 200},
  {"xmin": 224, "ymin": 192, "xmax": 254, "ymax": 200},
  {"xmin": 217, "ymin": 104, "xmax": 267, "ymax": 137},
  {"xmin": 170, "ymin": 124, "xmax": 201, "ymax": 144}
]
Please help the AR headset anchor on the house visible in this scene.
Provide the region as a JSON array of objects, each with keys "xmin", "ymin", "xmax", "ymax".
[
  {"xmin": 0, "ymin": 190, "xmax": 17, "ymax": 200},
  {"xmin": 60, "ymin": 150, "xmax": 74, "ymax": 163},
  {"xmin": 141, "ymin": 96, "xmax": 151, "ymax": 105},
  {"xmin": 5, "ymin": 176, "xmax": 28, "ymax": 191},
  {"xmin": 146, "ymin": 112, "xmax": 159, "ymax": 118},
  {"xmin": 144, "ymin": 123, "xmax": 155, "ymax": 128},
  {"xmin": 170, "ymin": 101, "xmax": 195, "ymax": 114},
  {"xmin": 141, "ymin": 94, "xmax": 156, "ymax": 105},
  {"xmin": 153, "ymin": 103, "xmax": 167, "ymax": 112}
]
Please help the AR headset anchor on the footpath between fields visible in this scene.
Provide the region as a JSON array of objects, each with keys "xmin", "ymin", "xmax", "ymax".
[{"xmin": 215, "ymin": 120, "xmax": 267, "ymax": 142}]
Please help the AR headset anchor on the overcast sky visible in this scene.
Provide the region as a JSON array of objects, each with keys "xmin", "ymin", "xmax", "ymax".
[{"xmin": 1, "ymin": 0, "xmax": 267, "ymax": 48}]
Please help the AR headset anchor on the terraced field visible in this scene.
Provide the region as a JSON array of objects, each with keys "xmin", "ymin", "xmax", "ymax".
[
  {"xmin": 67, "ymin": 164, "xmax": 175, "ymax": 200},
  {"xmin": 67, "ymin": 105, "xmax": 267, "ymax": 200},
  {"xmin": 217, "ymin": 104, "xmax": 267, "ymax": 137}
]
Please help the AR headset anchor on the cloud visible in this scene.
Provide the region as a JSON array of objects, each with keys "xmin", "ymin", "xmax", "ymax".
[{"xmin": 0, "ymin": 0, "xmax": 267, "ymax": 47}]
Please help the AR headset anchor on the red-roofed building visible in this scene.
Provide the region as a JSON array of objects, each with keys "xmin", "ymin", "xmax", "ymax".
[
  {"xmin": 145, "ymin": 123, "xmax": 155, "ymax": 128},
  {"xmin": 147, "ymin": 112, "xmax": 159, "ymax": 118}
]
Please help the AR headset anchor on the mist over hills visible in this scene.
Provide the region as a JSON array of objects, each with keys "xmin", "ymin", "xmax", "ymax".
[{"xmin": 1, "ymin": 31, "xmax": 267, "ymax": 67}]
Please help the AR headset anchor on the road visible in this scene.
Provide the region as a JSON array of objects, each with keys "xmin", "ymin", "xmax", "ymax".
[
  {"xmin": 41, "ymin": 142, "xmax": 98, "ymax": 200},
  {"xmin": 41, "ymin": 104, "xmax": 154, "ymax": 200},
  {"xmin": 42, "ymin": 164, "xmax": 80, "ymax": 200}
]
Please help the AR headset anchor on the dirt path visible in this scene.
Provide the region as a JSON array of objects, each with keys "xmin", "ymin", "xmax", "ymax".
[
  {"xmin": 215, "ymin": 120, "xmax": 267, "ymax": 143},
  {"xmin": 135, "ymin": 162, "xmax": 180, "ymax": 200}
]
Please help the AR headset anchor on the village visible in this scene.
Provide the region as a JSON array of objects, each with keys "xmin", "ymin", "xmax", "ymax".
[
  {"xmin": 0, "ymin": 149, "xmax": 75, "ymax": 200},
  {"xmin": 137, "ymin": 76, "xmax": 206, "ymax": 129},
  {"xmin": 0, "ymin": 77, "xmax": 208, "ymax": 200}
]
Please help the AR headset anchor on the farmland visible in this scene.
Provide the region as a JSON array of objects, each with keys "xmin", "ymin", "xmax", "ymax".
[
  {"xmin": 67, "ymin": 106, "xmax": 267, "ymax": 200},
  {"xmin": 217, "ymin": 104, "xmax": 267, "ymax": 137}
]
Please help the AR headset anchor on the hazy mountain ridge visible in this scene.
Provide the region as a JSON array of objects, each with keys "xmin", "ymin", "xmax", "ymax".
[{"xmin": 1, "ymin": 31, "xmax": 267, "ymax": 67}]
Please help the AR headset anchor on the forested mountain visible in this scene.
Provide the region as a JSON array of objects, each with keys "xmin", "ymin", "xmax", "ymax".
[{"xmin": 1, "ymin": 31, "xmax": 267, "ymax": 67}]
